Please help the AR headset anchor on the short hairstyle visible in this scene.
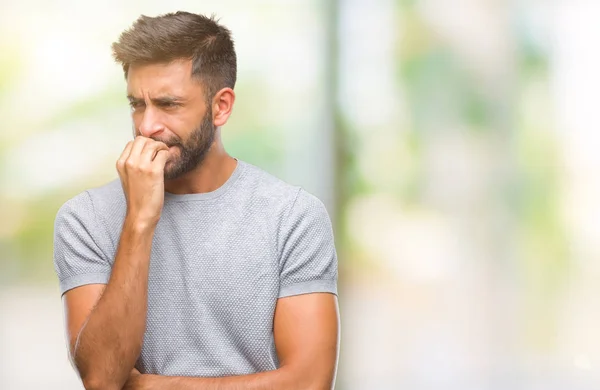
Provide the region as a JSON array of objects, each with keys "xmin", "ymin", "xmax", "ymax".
[{"xmin": 112, "ymin": 11, "xmax": 237, "ymax": 99}]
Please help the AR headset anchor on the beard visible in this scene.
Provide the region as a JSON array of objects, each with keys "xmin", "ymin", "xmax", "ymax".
[{"xmin": 150, "ymin": 108, "xmax": 216, "ymax": 181}]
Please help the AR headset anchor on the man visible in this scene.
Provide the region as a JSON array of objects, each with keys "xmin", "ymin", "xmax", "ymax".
[{"xmin": 53, "ymin": 11, "xmax": 339, "ymax": 390}]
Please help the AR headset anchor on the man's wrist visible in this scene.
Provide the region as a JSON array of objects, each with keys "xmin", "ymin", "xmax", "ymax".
[{"xmin": 123, "ymin": 214, "xmax": 158, "ymax": 235}]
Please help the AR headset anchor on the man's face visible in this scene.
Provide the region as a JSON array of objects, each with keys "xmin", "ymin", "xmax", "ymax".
[{"xmin": 126, "ymin": 60, "xmax": 215, "ymax": 180}]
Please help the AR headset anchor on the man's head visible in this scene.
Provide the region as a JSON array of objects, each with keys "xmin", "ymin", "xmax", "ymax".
[{"xmin": 112, "ymin": 12, "xmax": 237, "ymax": 180}]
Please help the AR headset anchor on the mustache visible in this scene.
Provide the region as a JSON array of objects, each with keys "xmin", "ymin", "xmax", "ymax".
[
  {"xmin": 152, "ymin": 137, "xmax": 182, "ymax": 148},
  {"xmin": 131, "ymin": 127, "xmax": 182, "ymax": 147}
]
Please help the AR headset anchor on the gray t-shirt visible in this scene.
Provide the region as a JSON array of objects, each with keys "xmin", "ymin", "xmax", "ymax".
[{"xmin": 53, "ymin": 159, "xmax": 337, "ymax": 377}]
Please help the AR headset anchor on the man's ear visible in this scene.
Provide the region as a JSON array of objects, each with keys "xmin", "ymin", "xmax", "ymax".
[{"xmin": 212, "ymin": 88, "xmax": 235, "ymax": 127}]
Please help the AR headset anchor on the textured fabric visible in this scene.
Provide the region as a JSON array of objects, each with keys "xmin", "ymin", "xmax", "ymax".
[{"xmin": 53, "ymin": 159, "xmax": 337, "ymax": 377}]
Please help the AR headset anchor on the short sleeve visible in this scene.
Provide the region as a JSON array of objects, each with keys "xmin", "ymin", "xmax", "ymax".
[
  {"xmin": 53, "ymin": 191, "xmax": 112, "ymax": 296},
  {"xmin": 278, "ymin": 189, "xmax": 338, "ymax": 298}
]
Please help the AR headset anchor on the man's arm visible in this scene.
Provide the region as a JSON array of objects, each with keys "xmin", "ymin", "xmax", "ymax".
[
  {"xmin": 62, "ymin": 137, "xmax": 170, "ymax": 390},
  {"xmin": 124, "ymin": 292, "xmax": 340, "ymax": 390},
  {"xmin": 64, "ymin": 219, "xmax": 156, "ymax": 390}
]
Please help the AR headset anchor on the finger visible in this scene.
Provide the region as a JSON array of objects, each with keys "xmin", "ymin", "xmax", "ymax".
[
  {"xmin": 141, "ymin": 140, "xmax": 169, "ymax": 163},
  {"xmin": 153, "ymin": 149, "xmax": 170, "ymax": 171},
  {"xmin": 116, "ymin": 141, "xmax": 134, "ymax": 170},
  {"xmin": 128, "ymin": 136, "xmax": 149, "ymax": 162}
]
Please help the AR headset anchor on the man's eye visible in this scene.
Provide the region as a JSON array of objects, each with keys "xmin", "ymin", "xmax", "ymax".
[{"xmin": 129, "ymin": 101, "xmax": 145, "ymax": 109}]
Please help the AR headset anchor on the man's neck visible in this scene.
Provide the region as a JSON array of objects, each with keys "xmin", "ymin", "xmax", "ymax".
[{"xmin": 164, "ymin": 150, "xmax": 237, "ymax": 195}]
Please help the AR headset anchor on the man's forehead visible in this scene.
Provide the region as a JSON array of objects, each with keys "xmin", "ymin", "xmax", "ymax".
[{"xmin": 126, "ymin": 60, "xmax": 202, "ymax": 97}]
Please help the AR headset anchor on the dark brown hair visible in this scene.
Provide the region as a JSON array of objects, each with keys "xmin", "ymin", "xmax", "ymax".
[{"xmin": 112, "ymin": 11, "xmax": 237, "ymax": 99}]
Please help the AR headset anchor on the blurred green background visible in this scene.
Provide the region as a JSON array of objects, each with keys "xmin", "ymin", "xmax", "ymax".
[{"xmin": 1, "ymin": 0, "xmax": 600, "ymax": 389}]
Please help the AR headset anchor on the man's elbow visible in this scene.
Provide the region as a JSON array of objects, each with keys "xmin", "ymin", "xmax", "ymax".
[
  {"xmin": 72, "ymin": 345, "xmax": 131, "ymax": 390},
  {"xmin": 307, "ymin": 379, "xmax": 335, "ymax": 390},
  {"xmin": 308, "ymin": 363, "xmax": 336, "ymax": 390},
  {"xmin": 283, "ymin": 364, "xmax": 335, "ymax": 390},
  {"xmin": 81, "ymin": 375, "xmax": 121, "ymax": 390},
  {"xmin": 309, "ymin": 366, "xmax": 337, "ymax": 390},
  {"xmin": 77, "ymin": 362, "xmax": 123, "ymax": 390}
]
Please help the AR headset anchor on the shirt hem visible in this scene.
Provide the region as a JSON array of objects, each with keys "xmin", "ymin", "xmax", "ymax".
[
  {"xmin": 59, "ymin": 272, "xmax": 111, "ymax": 296},
  {"xmin": 278, "ymin": 279, "xmax": 337, "ymax": 298}
]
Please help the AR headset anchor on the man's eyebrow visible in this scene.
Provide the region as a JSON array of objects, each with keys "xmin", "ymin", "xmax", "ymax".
[
  {"xmin": 151, "ymin": 96, "xmax": 184, "ymax": 105},
  {"xmin": 126, "ymin": 95, "xmax": 185, "ymax": 104},
  {"xmin": 127, "ymin": 95, "xmax": 141, "ymax": 102}
]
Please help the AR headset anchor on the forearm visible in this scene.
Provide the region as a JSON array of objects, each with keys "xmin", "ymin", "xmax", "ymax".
[
  {"xmin": 142, "ymin": 366, "xmax": 310, "ymax": 390},
  {"xmin": 74, "ymin": 217, "xmax": 155, "ymax": 389}
]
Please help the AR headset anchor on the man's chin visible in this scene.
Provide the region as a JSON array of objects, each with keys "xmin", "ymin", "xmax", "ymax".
[{"xmin": 163, "ymin": 161, "xmax": 179, "ymax": 181}]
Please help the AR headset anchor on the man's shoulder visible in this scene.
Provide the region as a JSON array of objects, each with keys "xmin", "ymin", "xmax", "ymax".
[
  {"xmin": 237, "ymin": 161, "xmax": 331, "ymax": 229},
  {"xmin": 86, "ymin": 178, "xmax": 125, "ymax": 208},
  {"xmin": 238, "ymin": 160, "xmax": 302, "ymax": 207},
  {"xmin": 56, "ymin": 179, "xmax": 125, "ymax": 222}
]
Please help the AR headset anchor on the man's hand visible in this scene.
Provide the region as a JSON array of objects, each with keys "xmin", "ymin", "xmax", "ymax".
[
  {"xmin": 62, "ymin": 137, "xmax": 169, "ymax": 390},
  {"xmin": 117, "ymin": 136, "xmax": 170, "ymax": 228}
]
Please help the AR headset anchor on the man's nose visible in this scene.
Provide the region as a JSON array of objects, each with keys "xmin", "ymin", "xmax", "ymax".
[{"xmin": 138, "ymin": 107, "xmax": 165, "ymax": 138}]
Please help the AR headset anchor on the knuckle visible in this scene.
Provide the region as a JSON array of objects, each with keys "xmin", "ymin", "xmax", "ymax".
[{"xmin": 139, "ymin": 162, "xmax": 153, "ymax": 173}]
